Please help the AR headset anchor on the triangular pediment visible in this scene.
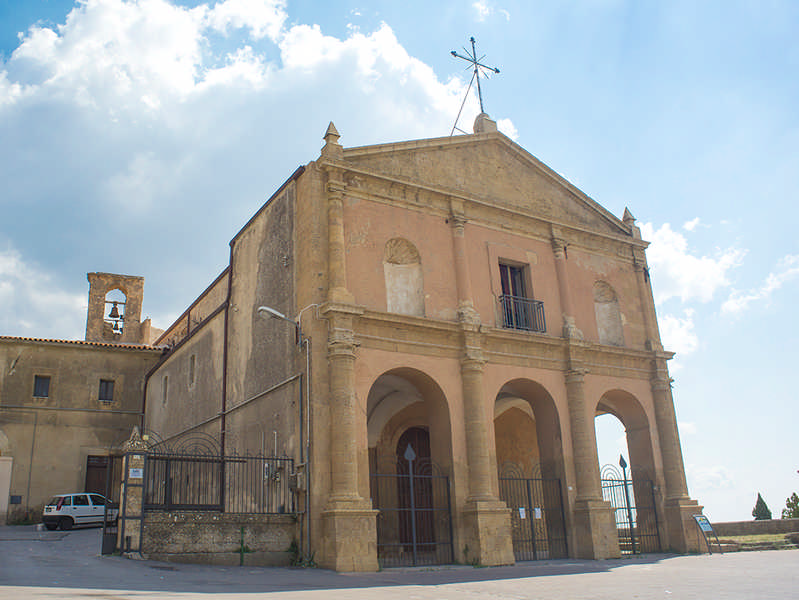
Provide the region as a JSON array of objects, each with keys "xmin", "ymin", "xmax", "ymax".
[{"xmin": 343, "ymin": 133, "xmax": 629, "ymax": 237}]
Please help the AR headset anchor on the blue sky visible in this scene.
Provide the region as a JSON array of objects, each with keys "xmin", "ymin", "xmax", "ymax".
[{"xmin": 1, "ymin": 0, "xmax": 797, "ymax": 522}]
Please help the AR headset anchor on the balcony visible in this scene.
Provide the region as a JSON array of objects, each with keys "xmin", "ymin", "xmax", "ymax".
[{"xmin": 499, "ymin": 295, "xmax": 546, "ymax": 333}]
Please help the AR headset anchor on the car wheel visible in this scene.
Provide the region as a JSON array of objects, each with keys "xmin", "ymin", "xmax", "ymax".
[
  {"xmin": 59, "ymin": 517, "xmax": 73, "ymax": 531},
  {"xmin": 44, "ymin": 523, "xmax": 58, "ymax": 531}
]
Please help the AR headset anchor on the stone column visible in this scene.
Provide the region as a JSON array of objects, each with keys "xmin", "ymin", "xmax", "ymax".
[
  {"xmin": 550, "ymin": 227, "xmax": 583, "ymax": 339},
  {"xmin": 651, "ymin": 361, "xmax": 703, "ymax": 552},
  {"xmin": 565, "ymin": 368, "xmax": 620, "ymax": 559},
  {"xmin": 117, "ymin": 427, "xmax": 148, "ymax": 557},
  {"xmin": 458, "ymin": 331, "xmax": 514, "ymax": 566},
  {"xmin": 447, "ymin": 200, "xmax": 513, "ymax": 566},
  {"xmin": 317, "ymin": 123, "xmax": 378, "ymax": 571}
]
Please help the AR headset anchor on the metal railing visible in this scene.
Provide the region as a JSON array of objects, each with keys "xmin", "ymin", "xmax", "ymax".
[
  {"xmin": 143, "ymin": 452, "xmax": 295, "ymax": 514},
  {"xmin": 499, "ymin": 295, "xmax": 546, "ymax": 333}
]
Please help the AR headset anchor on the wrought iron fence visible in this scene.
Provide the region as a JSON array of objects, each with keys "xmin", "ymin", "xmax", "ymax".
[
  {"xmin": 499, "ymin": 295, "xmax": 546, "ymax": 333},
  {"xmin": 600, "ymin": 464, "xmax": 661, "ymax": 554},
  {"xmin": 143, "ymin": 452, "xmax": 295, "ymax": 514}
]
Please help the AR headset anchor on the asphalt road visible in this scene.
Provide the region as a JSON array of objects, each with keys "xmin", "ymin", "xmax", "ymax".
[{"xmin": 0, "ymin": 525, "xmax": 796, "ymax": 599}]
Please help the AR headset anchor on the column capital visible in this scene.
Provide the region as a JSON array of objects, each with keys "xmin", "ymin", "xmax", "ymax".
[
  {"xmin": 461, "ymin": 347, "xmax": 486, "ymax": 371},
  {"xmin": 565, "ymin": 368, "xmax": 589, "ymax": 384},
  {"xmin": 449, "ymin": 213, "xmax": 468, "ymax": 233}
]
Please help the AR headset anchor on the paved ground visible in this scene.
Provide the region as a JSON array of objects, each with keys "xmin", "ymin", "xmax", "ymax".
[{"xmin": 0, "ymin": 525, "xmax": 796, "ymax": 599}]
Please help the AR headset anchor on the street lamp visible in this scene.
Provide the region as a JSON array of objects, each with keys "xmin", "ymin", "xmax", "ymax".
[{"xmin": 256, "ymin": 303, "xmax": 317, "ymax": 560}]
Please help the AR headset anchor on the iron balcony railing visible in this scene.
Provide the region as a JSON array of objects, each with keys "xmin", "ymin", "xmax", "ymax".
[{"xmin": 499, "ymin": 295, "xmax": 546, "ymax": 333}]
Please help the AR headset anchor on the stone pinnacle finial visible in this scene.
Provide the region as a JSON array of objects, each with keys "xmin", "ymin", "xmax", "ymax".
[
  {"xmin": 622, "ymin": 207, "xmax": 635, "ymax": 225},
  {"xmin": 622, "ymin": 208, "xmax": 642, "ymax": 239},
  {"xmin": 321, "ymin": 121, "xmax": 343, "ymax": 159}
]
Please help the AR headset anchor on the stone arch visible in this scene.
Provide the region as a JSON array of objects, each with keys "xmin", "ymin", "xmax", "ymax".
[
  {"xmin": 383, "ymin": 238, "xmax": 425, "ymax": 317},
  {"xmin": 593, "ymin": 281, "xmax": 624, "ymax": 346},
  {"xmin": 594, "ymin": 389, "xmax": 659, "ymax": 519},
  {"xmin": 493, "ymin": 378, "xmax": 565, "ymax": 481},
  {"xmin": 104, "ymin": 287, "xmax": 127, "ymax": 334},
  {"xmin": 366, "ymin": 367, "xmax": 453, "ymax": 475}
]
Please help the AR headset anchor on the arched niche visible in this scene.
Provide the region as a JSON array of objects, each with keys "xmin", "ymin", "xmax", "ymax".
[
  {"xmin": 383, "ymin": 238, "xmax": 425, "ymax": 317},
  {"xmin": 593, "ymin": 281, "xmax": 624, "ymax": 346}
]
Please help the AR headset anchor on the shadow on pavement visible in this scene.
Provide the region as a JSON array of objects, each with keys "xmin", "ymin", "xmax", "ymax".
[{"xmin": 0, "ymin": 525, "xmax": 680, "ymax": 595}]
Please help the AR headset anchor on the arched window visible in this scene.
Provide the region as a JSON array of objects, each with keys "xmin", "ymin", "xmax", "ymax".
[
  {"xmin": 383, "ymin": 238, "xmax": 425, "ymax": 317},
  {"xmin": 104, "ymin": 289, "xmax": 126, "ymax": 335},
  {"xmin": 593, "ymin": 281, "xmax": 624, "ymax": 346}
]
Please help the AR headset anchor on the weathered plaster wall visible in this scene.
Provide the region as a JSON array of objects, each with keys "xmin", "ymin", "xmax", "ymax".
[
  {"xmin": 0, "ymin": 340, "xmax": 161, "ymax": 521},
  {"xmin": 225, "ymin": 182, "xmax": 298, "ymax": 455},
  {"xmin": 145, "ymin": 314, "xmax": 226, "ymax": 443}
]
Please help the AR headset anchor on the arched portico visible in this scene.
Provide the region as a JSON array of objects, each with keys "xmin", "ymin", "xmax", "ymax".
[
  {"xmin": 493, "ymin": 378, "xmax": 569, "ymax": 560},
  {"xmin": 365, "ymin": 368, "xmax": 455, "ymax": 567},
  {"xmin": 595, "ymin": 389, "xmax": 663, "ymax": 553}
]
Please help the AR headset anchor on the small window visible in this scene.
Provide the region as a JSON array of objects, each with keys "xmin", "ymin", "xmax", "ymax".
[
  {"xmin": 89, "ymin": 494, "xmax": 106, "ymax": 506},
  {"xmin": 162, "ymin": 375, "xmax": 169, "ymax": 406},
  {"xmin": 33, "ymin": 375, "xmax": 50, "ymax": 398},
  {"xmin": 73, "ymin": 494, "xmax": 89, "ymax": 506},
  {"xmin": 188, "ymin": 354, "xmax": 196, "ymax": 387},
  {"xmin": 98, "ymin": 379, "xmax": 115, "ymax": 402}
]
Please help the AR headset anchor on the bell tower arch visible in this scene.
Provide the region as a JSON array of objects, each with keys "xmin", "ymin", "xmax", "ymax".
[{"xmin": 85, "ymin": 272, "xmax": 148, "ymax": 344}]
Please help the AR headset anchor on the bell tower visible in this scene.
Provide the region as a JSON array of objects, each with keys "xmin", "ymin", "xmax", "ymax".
[{"xmin": 85, "ymin": 272, "xmax": 148, "ymax": 344}]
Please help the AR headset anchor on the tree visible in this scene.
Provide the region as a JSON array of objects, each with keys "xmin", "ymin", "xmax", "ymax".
[
  {"xmin": 782, "ymin": 493, "xmax": 799, "ymax": 519},
  {"xmin": 752, "ymin": 493, "xmax": 772, "ymax": 520}
]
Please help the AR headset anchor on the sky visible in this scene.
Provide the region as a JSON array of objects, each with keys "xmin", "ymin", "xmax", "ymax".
[{"xmin": 0, "ymin": 0, "xmax": 797, "ymax": 523}]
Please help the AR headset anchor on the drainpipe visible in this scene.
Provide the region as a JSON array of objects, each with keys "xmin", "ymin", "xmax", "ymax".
[{"xmin": 221, "ymin": 243, "xmax": 234, "ymax": 457}]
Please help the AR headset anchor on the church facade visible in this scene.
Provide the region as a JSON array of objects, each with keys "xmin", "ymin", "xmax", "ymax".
[{"xmin": 143, "ymin": 115, "xmax": 704, "ymax": 570}]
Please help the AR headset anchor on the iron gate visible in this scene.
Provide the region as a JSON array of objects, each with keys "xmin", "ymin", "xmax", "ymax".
[
  {"xmin": 369, "ymin": 445, "xmax": 453, "ymax": 568},
  {"xmin": 498, "ymin": 464, "xmax": 568, "ymax": 561},
  {"xmin": 101, "ymin": 454, "xmax": 123, "ymax": 555},
  {"xmin": 601, "ymin": 463, "xmax": 661, "ymax": 554}
]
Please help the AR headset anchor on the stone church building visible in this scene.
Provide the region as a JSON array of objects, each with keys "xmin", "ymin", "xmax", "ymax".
[{"xmin": 0, "ymin": 115, "xmax": 703, "ymax": 569}]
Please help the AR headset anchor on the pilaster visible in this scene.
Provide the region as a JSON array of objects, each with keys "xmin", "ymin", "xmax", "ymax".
[{"xmin": 550, "ymin": 227, "xmax": 583, "ymax": 340}]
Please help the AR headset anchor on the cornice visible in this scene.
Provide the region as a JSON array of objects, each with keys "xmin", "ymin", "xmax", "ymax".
[{"xmin": 315, "ymin": 158, "xmax": 649, "ymax": 260}]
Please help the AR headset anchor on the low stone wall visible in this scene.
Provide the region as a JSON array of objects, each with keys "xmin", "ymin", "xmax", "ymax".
[
  {"xmin": 711, "ymin": 518, "xmax": 799, "ymax": 537},
  {"xmin": 141, "ymin": 511, "xmax": 298, "ymax": 566}
]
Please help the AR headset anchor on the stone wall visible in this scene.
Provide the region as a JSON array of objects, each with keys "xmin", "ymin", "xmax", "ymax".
[
  {"xmin": 141, "ymin": 512, "xmax": 298, "ymax": 566},
  {"xmin": 711, "ymin": 519, "xmax": 799, "ymax": 537}
]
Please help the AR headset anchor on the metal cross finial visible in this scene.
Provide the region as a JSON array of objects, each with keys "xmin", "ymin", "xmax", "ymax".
[{"xmin": 450, "ymin": 36, "xmax": 500, "ymax": 114}]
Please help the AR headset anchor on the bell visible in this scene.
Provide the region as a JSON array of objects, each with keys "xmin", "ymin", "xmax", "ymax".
[
  {"xmin": 112, "ymin": 320, "xmax": 121, "ymax": 332},
  {"xmin": 108, "ymin": 302, "xmax": 120, "ymax": 319}
]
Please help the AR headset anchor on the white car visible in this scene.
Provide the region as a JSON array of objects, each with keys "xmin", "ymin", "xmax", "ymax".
[{"xmin": 42, "ymin": 493, "xmax": 119, "ymax": 531}]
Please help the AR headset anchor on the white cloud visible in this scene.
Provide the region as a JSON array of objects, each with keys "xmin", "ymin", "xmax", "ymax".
[
  {"xmin": 679, "ymin": 422, "xmax": 697, "ymax": 435},
  {"xmin": 473, "ymin": 1, "xmax": 492, "ymax": 21},
  {"xmin": 0, "ymin": 246, "xmax": 86, "ymax": 340},
  {"xmin": 0, "ymin": 0, "xmax": 518, "ymax": 337},
  {"xmin": 686, "ymin": 463, "xmax": 734, "ymax": 491},
  {"xmin": 683, "ymin": 217, "xmax": 700, "ymax": 231},
  {"xmin": 640, "ymin": 222, "xmax": 745, "ymax": 304},
  {"xmin": 472, "ymin": 1, "xmax": 509, "ymax": 22},
  {"xmin": 658, "ymin": 308, "xmax": 698, "ymax": 365},
  {"xmin": 496, "ymin": 117, "xmax": 518, "ymax": 140},
  {"xmin": 722, "ymin": 254, "xmax": 799, "ymax": 315},
  {"xmin": 205, "ymin": 0, "xmax": 287, "ymax": 41}
]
